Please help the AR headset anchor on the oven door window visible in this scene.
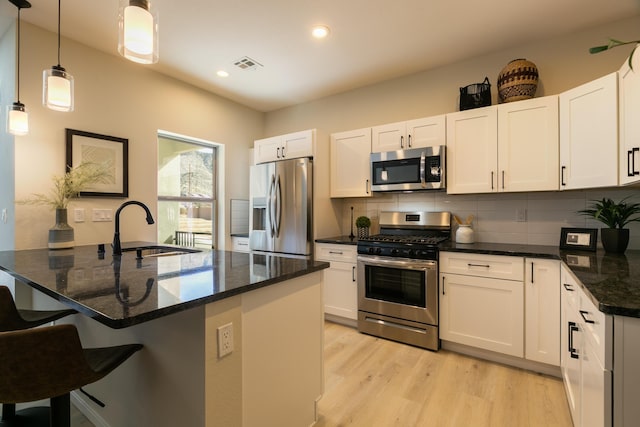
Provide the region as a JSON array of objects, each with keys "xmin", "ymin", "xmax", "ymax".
[
  {"xmin": 364, "ymin": 264, "xmax": 426, "ymax": 308},
  {"xmin": 372, "ymin": 159, "xmax": 421, "ymax": 187}
]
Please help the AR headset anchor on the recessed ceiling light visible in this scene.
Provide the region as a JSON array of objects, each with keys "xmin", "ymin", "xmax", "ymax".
[
  {"xmin": 217, "ymin": 70, "xmax": 229, "ymax": 78},
  {"xmin": 311, "ymin": 25, "xmax": 330, "ymax": 39}
]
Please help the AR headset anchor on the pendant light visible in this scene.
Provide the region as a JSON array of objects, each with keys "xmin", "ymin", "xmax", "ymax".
[
  {"xmin": 7, "ymin": 0, "xmax": 31, "ymax": 136},
  {"xmin": 118, "ymin": 0, "xmax": 159, "ymax": 64},
  {"xmin": 43, "ymin": 0, "xmax": 74, "ymax": 112}
]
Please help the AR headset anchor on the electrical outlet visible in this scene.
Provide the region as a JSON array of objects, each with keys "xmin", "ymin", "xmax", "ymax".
[
  {"xmin": 217, "ymin": 322, "xmax": 234, "ymax": 358},
  {"xmin": 74, "ymin": 208, "xmax": 85, "ymax": 223},
  {"xmin": 515, "ymin": 208, "xmax": 527, "ymax": 222}
]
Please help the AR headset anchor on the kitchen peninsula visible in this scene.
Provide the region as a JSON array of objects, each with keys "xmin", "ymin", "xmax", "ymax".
[{"xmin": 0, "ymin": 243, "xmax": 329, "ymax": 427}]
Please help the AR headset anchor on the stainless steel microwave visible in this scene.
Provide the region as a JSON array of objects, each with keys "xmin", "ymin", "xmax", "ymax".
[{"xmin": 370, "ymin": 146, "xmax": 445, "ymax": 192}]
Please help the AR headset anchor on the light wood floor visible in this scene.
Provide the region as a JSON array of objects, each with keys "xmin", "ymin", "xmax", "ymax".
[
  {"xmin": 66, "ymin": 321, "xmax": 572, "ymax": 426},
  {"xmin": 316, "ymin": 321, "xmax": 573, "ymax": 427}
]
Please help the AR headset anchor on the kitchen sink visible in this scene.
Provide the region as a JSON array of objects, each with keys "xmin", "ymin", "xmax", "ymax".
[{"xmin": 122, "ymin": 245, "xmax": 201, "ymax": 258}]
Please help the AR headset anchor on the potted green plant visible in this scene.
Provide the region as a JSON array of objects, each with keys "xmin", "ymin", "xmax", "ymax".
[
  {"xmin": 578, "ymin": 197, "xmax": 640, "ymax": 253},
  {"xmin": 590, "ymin": 38, "xmax": 640, "ymax": 70},
  {"xmin": 355, "ymin": 216, "xmax": 371, "ymax": 239},
  {"xmin": 19, "ymin": 162, "xmax": 111, "ymax": 249}
]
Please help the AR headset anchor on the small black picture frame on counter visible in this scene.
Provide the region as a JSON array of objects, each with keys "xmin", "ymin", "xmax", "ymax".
[
  {"xmin": 559, "ymin": 227, "xmax": 598, "ymax": 252},
  {"xmin": 66, "ymin": 128, "xmax": 128, "ymax": 198}
]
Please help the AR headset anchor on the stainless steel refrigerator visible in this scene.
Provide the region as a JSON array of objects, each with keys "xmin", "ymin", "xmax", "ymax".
[{"xmin": 249, "ymin": 157, "xmax": 313, "ymax": 257}]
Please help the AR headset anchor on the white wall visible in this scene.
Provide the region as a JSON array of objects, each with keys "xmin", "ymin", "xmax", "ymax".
[
  {"xmin": 262, "ymin": 15, "xmax": 640, "ymax": 248},
  {"xmin": 11, "ymin": 23, "xmax": 264, "ymax": 250},
  {"xmin": 0, "ymin": 22, "xmax": 15, "ymax": 251}
]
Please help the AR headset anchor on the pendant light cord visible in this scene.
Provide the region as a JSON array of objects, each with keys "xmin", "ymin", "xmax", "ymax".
[
  {"xmin": 16, "ymin": 7, "xmax": 21, "ymax": 102},
  {"xmin": 57, "ymin": 0, "xmax": 61, "ymax": 67}
]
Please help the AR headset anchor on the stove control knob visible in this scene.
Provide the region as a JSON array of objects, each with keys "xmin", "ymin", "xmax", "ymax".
[
  {"xmin": 406, "ymin": 249, "xmax": 415, "ymax": 257},
  {"xmin": 368, "ymin": 247, "xmax": 375, "ymax": 254},
  {"xmin": 375, "ymin": 247, "xmax": 382, "ymax": 255},
  {"xmin": 390, "ymin": 249, "xmax": 399, "ymax": 255}
]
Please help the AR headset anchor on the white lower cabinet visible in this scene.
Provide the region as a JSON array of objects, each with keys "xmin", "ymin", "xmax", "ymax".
[
  {"xmin": 439, "ymin": 252, "xmax": 524, "ymax": 357},
  {"xmin": 525, "ymin": 258, "xmax": 560, "ymax": 365},
  {"xmin": 560, "ymin": 264, "xmax": 612, "ymax": 427},
  {"xmin": 316, "ymin": 243, "xmax": 358, "ymax": 322}
]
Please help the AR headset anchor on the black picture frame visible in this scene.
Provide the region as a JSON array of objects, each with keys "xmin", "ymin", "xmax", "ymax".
[
  {"xmin": 559, "ymin": 227, "xmax": 598, "ymax": 252},
  {"xmin": 65, "ymin": 128, "xmax": 128, "ymax": 198}
]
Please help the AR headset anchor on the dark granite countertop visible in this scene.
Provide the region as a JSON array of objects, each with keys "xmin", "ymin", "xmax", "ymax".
[
  {"xmin": 317, "ymin": 237, "xmax": 640, "ymax": 318},
  {"xmin": 315, "ymin": 236, "xmax": 359, "ymax": 245},
  {"xmin": 0, "ymin": 242, "xmax": 328, "ymax": 329}
]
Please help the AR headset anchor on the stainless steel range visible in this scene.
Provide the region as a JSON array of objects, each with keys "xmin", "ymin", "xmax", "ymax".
[{"xmin": 357, "ymin": 211, "xmax": 451, "ymax": 351}]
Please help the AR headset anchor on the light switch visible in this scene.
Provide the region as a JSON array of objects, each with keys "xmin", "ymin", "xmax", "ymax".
[{"xmin": 92, "ymin": 209, "xmax": 113, "ymax": 222}]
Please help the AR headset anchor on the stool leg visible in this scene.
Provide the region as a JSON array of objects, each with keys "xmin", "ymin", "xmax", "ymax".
[
  {"xmin": 50, "ymin": 394, "xmax": 71, "ymax": 427},
  {"xmin": 1, "ymin": 403, "xmax": 16, "ymax": 420}
]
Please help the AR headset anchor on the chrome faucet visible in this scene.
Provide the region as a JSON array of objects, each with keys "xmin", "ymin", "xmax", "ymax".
[{"xmin": 112, "ymin": 201, "xmax": 155, "ymax": 256}]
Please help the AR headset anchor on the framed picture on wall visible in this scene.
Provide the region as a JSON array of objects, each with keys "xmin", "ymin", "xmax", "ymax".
[
  {"xmin": 65, "ymin": 128, "xmax": 129, "ymax": 197},
  {"xmin": 559, "ymin": 227, "xmax": 598, "ymax": 252}
]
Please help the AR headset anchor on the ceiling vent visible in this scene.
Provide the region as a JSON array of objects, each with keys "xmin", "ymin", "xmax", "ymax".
[{"xmin": 234, "ymin": 56, "xmax": 263, "ymax": 71}]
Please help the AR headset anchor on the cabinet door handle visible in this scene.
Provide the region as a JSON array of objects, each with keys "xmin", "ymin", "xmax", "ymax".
[
  {"xmin": 491, "ymin": 171, "xmax": 494, "ymax": 190},
  {"xmin": 561, "ymin": 166, "xmax": 566, "ymax": 186},
  {"xmin": 502, "ymin": 170, "xmax": 505, "ymax": 189},
  {"xmin": 408, "ymin": 134, "xmax": 412, "ymax": 148},
  {"xmin": 468, "ymin": 263, "xmax": 490, "ymax": 268},
  {"xmin": 628, "ymin": 150, "xmax": 634, "ymax": 177},
  {"xmin": 328, "ymin": 250, "xmax": 343, "ymax": 255},
  {"xmin": 366, "ymin": 179, "xmax": 370, "ymax": 194},
  {"xmin": 352, "ymin": 266, "xmax": 356, "ymax": 282},
  {"xmin": 442, "ymin": 276, "xmax": 445, "ymax": 295},
  {"xmin": 276, "ymin": 147, "xmax": 281, "ymax": 159},
  {"xmin": 563, "ymin": 283, "xmax": 574, "ymax": 291},
  {"xmin": 579, "ymin": 310, "xmax": 596, "ymax": 324},
  {"xmin": 400, "ymin": 135, "xmax": 404, "ymax": 149},
  {"xmin": 530, "ymin": 262, "xmax": 534, "ymax": 284},
  {"xmin": 281, "ymin": 145, "xmax": 286, "ymax": 158},
  {"xmin": 569, "ymin": 321, "xmax": 579, "ymax": 359},
  {"xmin": 634, "ymin": 148, "xmax": 639, "ymax": 176}
]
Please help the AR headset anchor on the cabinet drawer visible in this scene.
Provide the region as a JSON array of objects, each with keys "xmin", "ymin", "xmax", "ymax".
[
  {"xmin": 580, "ymin": 291, "xmax": 611, "ymax": 367},
  {"xmin": 440, "ymin": 252, "xmax": 524, "ymax": 281},
  {"xmin": 316, "ymin": 243, "xmax": 357, "ymax": 263},
  {"xmin": 231, "ymin": 236, "xmax": 250, "ymax": 253},
  {"xmin": 561, "ymin": 265, "xmax": 580, "ymax": 310}
]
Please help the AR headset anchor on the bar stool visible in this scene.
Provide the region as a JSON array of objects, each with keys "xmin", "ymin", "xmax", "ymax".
[
  {"xmin": 0, "ymin": 324, "xmax": 143, "ymax": 427},
  {"xmin": 0, "ymin": 286, "xmax": 77, "ymax": 332}
]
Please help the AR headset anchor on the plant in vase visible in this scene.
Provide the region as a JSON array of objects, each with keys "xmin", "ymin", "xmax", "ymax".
[
  {"xmin": 18, "ymin": 162, "xmax": 111, "ymax": 249},
  {"xmin": 578, "ymin": 197, "xmax": 640, "ymax": 253},
  {"xmin": 590, "ymin": 38, "xmax": 640, "ymax": 70},
  {"xmin": 355, "ymin": 216, "xmax": 371, "ymax": 239}
]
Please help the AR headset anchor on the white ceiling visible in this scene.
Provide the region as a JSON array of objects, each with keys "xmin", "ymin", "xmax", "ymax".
[{"xmin": 2, "ymin": 0, "xmax": 640, "ymax": 112}]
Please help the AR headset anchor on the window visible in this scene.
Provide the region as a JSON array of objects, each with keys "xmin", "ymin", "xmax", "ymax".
[{"xmin": 157, "ymin": 135, "xmax": 217, "ymax": 249}]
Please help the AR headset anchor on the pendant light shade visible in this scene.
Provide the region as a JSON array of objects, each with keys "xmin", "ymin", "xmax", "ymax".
[
  {"xmin": 43, "ymin": 0, "xmax": 74, "ymax": 112},
  {"xmin": 7, "ymin": 0, "xmax": 31, "ymax": 136},
  {"xmin": 43, "ymin": 65, "xmax": 74, "ymax": 111},
  {"xmin": 118, "ymin": 0, "xmax": 159, "ymax": 64},
  {"xmin": 8, "ymin": 102, "xmax": 28, "ymax": 136}
]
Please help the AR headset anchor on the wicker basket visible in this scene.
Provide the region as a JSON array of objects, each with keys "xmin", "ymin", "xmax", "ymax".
[{"xmin": 497, "ymin": 59, "xmax": 539, "ymax": 103}]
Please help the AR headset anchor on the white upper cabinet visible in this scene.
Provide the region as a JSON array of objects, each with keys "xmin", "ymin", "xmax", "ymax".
[
  {"xmin": 559, "ymin": 72, "xmax": 618, "ymax": 190},
  {"xmin": 371, "ymin": 115, "xmax": 446, "ymax": 152},
  {"xmin": 254, "ymin": 129, "xmax": 315, "ymax": 164},
  {"xmin": 498, "ymin": 96, "xmax": 559, "ymax": 192},
  {"xmin": 447, "ymin": 97, "xmax": 559, "ymax": 195},
  {"xmin": 330, "ymin": 128, "xmax": 372, "ymax": 198},
  {"xmin": 619, "ymin": 60, "xmax": 640, "ymax": 185},
  {"xmin": 446, "ymin": 106, "xmax": 498, "ymax": 194}
]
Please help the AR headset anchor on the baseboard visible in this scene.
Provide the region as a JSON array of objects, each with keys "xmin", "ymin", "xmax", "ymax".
[
  {"xmin": 441, "ymin": 340, "xmax": 562, "ymax": 378},
  {"xmin": 324, "ymin": 313, "xmax": 357, "ymax": 328},
  {"xmin": 71, "ymin": 391, "xmax": 111, "ymax": 427}
]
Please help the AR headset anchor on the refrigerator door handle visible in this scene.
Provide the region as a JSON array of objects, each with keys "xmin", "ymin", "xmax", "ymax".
[
  {"xmin": 268, "ymin": 174, "xmax": 276, "ymax": 237},
  {"xmin": 275, "ymin": 175, "xmax": 282, "ymax": 237}
]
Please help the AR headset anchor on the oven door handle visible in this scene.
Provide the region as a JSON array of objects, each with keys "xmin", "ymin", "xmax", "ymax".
[{"xmin": 358, "ymin": 256, "xmax": 436, "ymax": 270}]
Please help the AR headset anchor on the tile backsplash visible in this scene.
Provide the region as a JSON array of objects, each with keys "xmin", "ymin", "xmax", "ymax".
[{"xmin": 340, "ymin": 187, "xmax": 640, "ymax": 249}]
